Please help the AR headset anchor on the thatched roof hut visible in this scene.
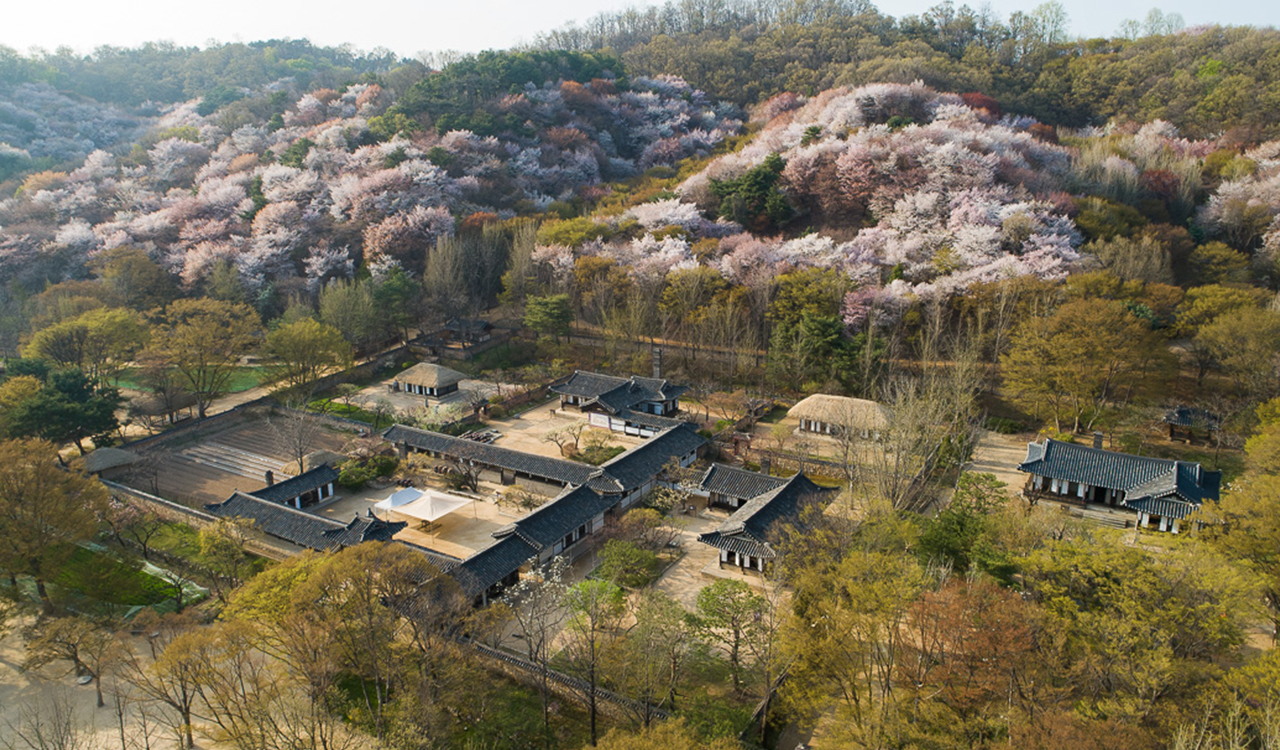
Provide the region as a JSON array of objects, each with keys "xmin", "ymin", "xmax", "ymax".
[
  {"xmin": 788, "ymin": 394, "xmax": 891, "ymax": 436},
  {"xmin": 393, "ymin": 363, "xmax": 467, "ymax": 397},
  {"xmin": 83, "ymin": 447, "xmax": 138, "ymax": 475}
]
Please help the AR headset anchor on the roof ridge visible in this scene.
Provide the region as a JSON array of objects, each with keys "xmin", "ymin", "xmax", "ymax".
[{"xmin": 1044, "ymin": 437, "xmax": 1176, "ymax": 464}]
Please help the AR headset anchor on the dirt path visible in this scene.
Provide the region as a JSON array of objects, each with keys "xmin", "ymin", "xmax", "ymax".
[
  {"xmin": 651, "ymin": 512, "xmax": 721, "ymax": 610},
  {"xmin": 0, "ymin": 617, "xmax": 179, "ymax": 749},
  {"xmin": 966, "ymin": 430, "xmax": 1031, "ymax": 495}
]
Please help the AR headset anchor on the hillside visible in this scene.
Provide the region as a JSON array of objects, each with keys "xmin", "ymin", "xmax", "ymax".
[{"xmin": 0, "ymin": 59, "xmax": 742, "ymax": 301}]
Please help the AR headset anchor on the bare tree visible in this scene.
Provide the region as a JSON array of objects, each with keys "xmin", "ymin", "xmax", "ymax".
[
  {"xmin": 370, "ymin": 397, "xmax": 394, "ymax": 431},
  {"xmin": 0, "ymin": 690, "xmax": 88, "ymax": 750},
  {"xmin": 541, "ymin": 422, "xmax": 586, "ymax": 457},
  {"xmin": 269, "ymin": 401, "xmax": 325, "ymax": 474},
  {"xmin": 507, "ymin": 558, "xmax": 568, "ymax": 749},
  {"xmin": 462, "ymin": 382, "xmax": 498, "ymax": 416},
  {"xmin": 23, "ymin": 616, "xmax": 124, "ymax": 708}
]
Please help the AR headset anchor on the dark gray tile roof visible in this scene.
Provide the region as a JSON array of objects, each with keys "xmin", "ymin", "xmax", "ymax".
[
  {"xmin": 453, "ymin": 535, "xmax": 540, "ymax": 596},
  {"xmin": 383, "ymin": 422, "xmax": 704, "ymax": 496},
  {"xmin": 612, "ymin": 409, "xmax": 684, "ymax": 429},
  {"xmin": 551, "ymin": 371, "xmax": 689, "ymax": 412},
  {"xmin": 248, "ymin": 465, "xmax": 340, "ymax": 504},
  {"xmin": 597, "ymin": 423, "xmax": 706, "ymax": 492},
  {"xmin": 383, "ymin": 424, "xmax": 614, "ymax": 490},
  {"xmin": 205, "ymin": 492, "xmax": 406, "ymax": 551},
  {"xmin": 1163, "ymin": 407, "xmax": 1221, "ymax": 430},
  {"xmin": 1018, "ymin": 438, "xmax": 1220, "ymax": 507},
  {"xmin": 697, "ymin": 472, "xmax": 831, "ymax": 560},
  {"xmin": 445, "ymin": 318, "xmax": 494, "ymax": 334},
  {"xmin": 493, "ymin": 485, "xmax": 616, "ymax": 549},
  {"xmin": 698, "ymin": 464, "xmax": 789, "ymax": 501},
  {"xmin": 1123, "ymin": 496, "xmax": 1201, "ymax": 521}
]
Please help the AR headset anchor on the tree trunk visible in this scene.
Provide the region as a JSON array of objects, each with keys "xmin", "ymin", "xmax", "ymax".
[
  {"xmin": 588, "ymin": 661, "xmax": 598, "ymax": 746},
  {"xmin": 541, "ymin": 665, "xmax": 553, "ymax": 750},
  {"xmin": 34, "ymin": 574, "xmax": 50, "ymax": 611},
  {"xmin": 94, "ymin": 674, "xmax": 104, "ymax": 708},
  {"xmin": 183, "ymin": 708, "xmax": 194, "ymax": 749}
]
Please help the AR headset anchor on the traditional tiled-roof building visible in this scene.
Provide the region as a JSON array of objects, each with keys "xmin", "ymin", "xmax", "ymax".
[
  {"xmin": 551, "ymin": 371, "xmax": 689, "ymax": 436},
  {"xmin": 1017, "ymin": 438, "xmax": 1221, "ymax": 532},
  {"xmin": 697, "ymin": 472, "xmax": 832, "ymax": 572},
  {"xmin": 690, "ymin": 464, "xmax": 790, "ymax": 510},
  {"xmin": 205, "ymin": 492, "xmax": 407, "ymax": 552},
  {"xmin": 248, "ymin": 464, "xmax": 339, "ymax": 509}
]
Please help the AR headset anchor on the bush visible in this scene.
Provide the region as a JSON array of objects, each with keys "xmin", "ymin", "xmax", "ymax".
[
  {"xmin": 984, "ymin": 416, "xmax": 1025, "ymax": 434},
  {"xmin": 595, "ymin": 540, "xmax": 659, "ymax": 588},
  {"xmin": 487, "ymin": 404, "xmax": 508, "ymax": 419},
  {"xmin": 337, "ymin": 455, "xmax": 399, "ymax": 489}
]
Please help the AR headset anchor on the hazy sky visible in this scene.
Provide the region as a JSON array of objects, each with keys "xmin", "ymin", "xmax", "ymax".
[{"xmin": 3, "ymin": 0, "xmax": 1275, "ymax": 60}]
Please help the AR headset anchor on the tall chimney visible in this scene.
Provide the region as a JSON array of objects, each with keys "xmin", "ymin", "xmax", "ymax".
[
  {"xmin": 652, "ymin": 346, "xmax": 663, "ymax": 379},
  {"xmin": 265, "ymin": 470, "xmax": 275, "ymax": 486},
  {"xmin": 1092, "ymin": 432, "xmax": 1104, "ymax": 449}
]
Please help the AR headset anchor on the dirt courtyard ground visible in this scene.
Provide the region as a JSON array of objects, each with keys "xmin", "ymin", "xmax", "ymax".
[
  {"xmin": 122, "ymin": 414, "xmax": 361, "ymax": 508},
  {"xmin": 966, "ymin": 429, "xmax": 1032, "ymax": 494},
  {"xmin": 316, "ymin": 486, "xmax": 531, "ymax": 560},
  {"xmin": 348, "ymin": 376, "xmax": 504, "ymax": 418},
  {"xmin": 484, "ymin": 401, "xmax": 647, "ymax": 458},
  {"xmin": 0, "ymin": 621, "xmax": 180, "ymax": 749}
]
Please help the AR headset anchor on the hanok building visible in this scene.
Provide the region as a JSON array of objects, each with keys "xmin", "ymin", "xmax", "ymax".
[
  {"xmin": 250, "ymin": 464, "xmax": 340, "ymax": 509},
  {"xmin": 788, "ymin": 394, "xmax": 890, "ymax": 439},
  {"xmin": 444, "ymin": 318, "xmax": 495, "ymax": 347},
  {"xmin": 550, "ymin": 371, "xmax": 689, "ymax": 437},
  {"xmin": 691, "ymin": 464, "xmax": 789, "ymax": 510},
  {"xmin": 392, "ymin": 363, "xmax": 467, "ymax": 399},
  {"xmin": 206, "ymin": 492, "xmax": 406, "ymax": 552},
  {"xmin": 697, "ymin": 472, "xmax": 832, "ymax": 572},
  {"xmin": 381, "ymin": 422, "xmax": 706, "ymax": 508},
  {"xmin": 1017, "ymin": 438, "xmax": 1221, "ymax": 533},
  {"xmin": 1163, "ymin": 406, "xmax": 1222, "ymax": 443}
]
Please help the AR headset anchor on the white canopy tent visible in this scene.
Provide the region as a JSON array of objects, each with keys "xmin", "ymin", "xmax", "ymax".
[{"xmin": 375, "ymin": 488, "xmax": 473, "ymax": 524}]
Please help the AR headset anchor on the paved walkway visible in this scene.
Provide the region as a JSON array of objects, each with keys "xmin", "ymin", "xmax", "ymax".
[{"xmin": 652, "ymin": 510, "xmax": 722, "ymax": 610}]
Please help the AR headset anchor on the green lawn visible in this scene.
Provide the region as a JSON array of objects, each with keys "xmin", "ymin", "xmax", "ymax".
[
  {"xmin": 569, "ymin": 444, "xmax": 626, "ymax": 466},
  {"xmin": 116, "ymin": 365, "xmax": 269, "ymax": 394},
  {"xmin": 307, "ymin": 398, "xmax": 390, "ymax": 427},
  {"xmin": 148, "ymin": 522, "xmax": 271, "ymax": 579},
  {"xmin": 54, "ymin": 546, "xmax": 172, "ymax": 606}
]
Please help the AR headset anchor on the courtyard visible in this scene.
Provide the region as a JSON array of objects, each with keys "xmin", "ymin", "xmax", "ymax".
[{"xmin": 119, "ymin": 411, "xmax": 363, "ymax": 507}]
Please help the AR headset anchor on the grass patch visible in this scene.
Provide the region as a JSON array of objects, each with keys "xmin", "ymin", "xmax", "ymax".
[
  {"xmin": 150, "ymin": 523, "xmax": 202, "ymax": 559},
  {"xmin": 451, "ymin": 669, "xmax": 612, "ymax": 750},
  {"xmin": 117, "ymin": 365, "xmax": 268, "ymax": 394},
  {"xmin": 569, "ymin": 444, "xmax": 626, "ymax": 466},
  {"xmin": 446, "ymin": 340, "xmax": 540, "ymax": 377},
  {"xmin": 146, "ymin": 522, "xmax": 271, "ymax": 579},
  {"xmin": 54, "ymin": 547, "xmax": 170, "ymax": 606},
  {"xmin": 308, "ymin": 398, "xmax": 387, "ymax": 426},
  {"xmin": 757, "ymin": 406, "xmax": 788, "ymax": 424},
  {"xmin": 1139, "ymin": 442, "xmax": 1246, "ymax": 483}
]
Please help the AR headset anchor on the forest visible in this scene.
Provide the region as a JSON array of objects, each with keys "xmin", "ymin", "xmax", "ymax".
[{"xmin": 2, "ymin": 1, "xmax": 1280, "ymax": 749}]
